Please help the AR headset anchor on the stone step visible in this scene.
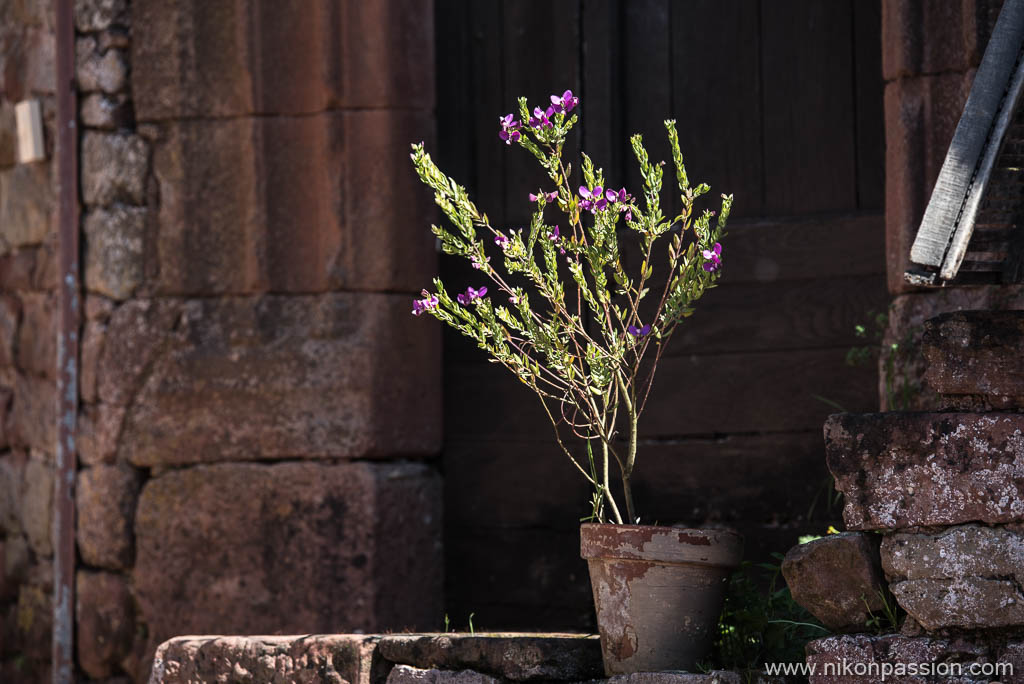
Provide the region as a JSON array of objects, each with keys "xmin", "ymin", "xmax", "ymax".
[
  {"xmin": 923, "ymin": 310, "xmax": 1024, "ymax": 409},
  {"xmin": 806, "ymin": 634, "xmax": 1022, "ymax": 683},
  {"xmin": 824, "ymin": 412, "xmax": 1024, "ymax": 530}
]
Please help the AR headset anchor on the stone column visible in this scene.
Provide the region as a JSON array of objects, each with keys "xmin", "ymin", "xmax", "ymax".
[{"xmin": 75, "ymin": 0, "xmax": 442, "ymax": 680}]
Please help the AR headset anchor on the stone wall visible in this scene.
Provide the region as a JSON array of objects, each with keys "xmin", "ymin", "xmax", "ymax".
[
  {"xmin": 7, "ymin": 1, "xmax": 444, "ymax": 682},
  {"xmin": 880, "ymin": 0, "xmax": 1022, "ymax": 410},
  {"xmin": 0, "ymin": 0, "xmax": 59, "ymax": 681}
]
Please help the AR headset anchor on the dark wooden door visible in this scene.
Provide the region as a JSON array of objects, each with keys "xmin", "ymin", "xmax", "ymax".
[{"xmin": 434, "ymin": 0, "xmax": 885, "ymax": 630}]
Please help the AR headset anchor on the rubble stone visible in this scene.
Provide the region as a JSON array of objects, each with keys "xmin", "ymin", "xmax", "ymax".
[
  {"xmin": 83, "ymin": 205, "xmax": 146, "ymax": 299},
  {"xmin": 882, "ymin": 525, "xmax": 1024, "ymax": 630},
  {"xmin": 781, "ymin": 533, "xmax": 887, "ymax": 631},
  {"xmin": 80, "ymin": 92, "xmax": 133, "ymax": 130},
  {"xmin": 76, "ymin": 570, "xmax": 134, "ymax": 679},
  {"xmin": 75, "ymin": 37, "xmax": 127, "ymax": 93},
  {"xmin": 825, "ymin": 412, "xmax": 1024, "ymax": 529},
  {"xmin": 9, "ymin": 371, "xmax": 56, "ymax": 452},
  {"xmin": 74, "ymin": 0, "xmax": 128, "ymax": 32},
  {"xmin": 378, "ymin": 634, "xmax": 604, "ymax": 681},
  {"xmin": 0, "ymin": 295, "xmax": 20, "ymax": 367},
  {"xmin": 0, "ymin": 163, "xmax": 53, "ymax": 252},
  {"xmin": 76, "ymin": 464, "xmax": 139, "ymax": 569},
  {"xmin": 20, "ymin": 450, "xmax": 52, "ymax": 556},
  {"xmin": 16, "ymin": 291, "xmax": 55, "ymax": 378},
  {"xmin": 81, "ymin": 132, "xmax": 148, "ymax": 206},
  {"xmin": 133, "ymin": 462, "xmax": 442, "ymax": 657}
]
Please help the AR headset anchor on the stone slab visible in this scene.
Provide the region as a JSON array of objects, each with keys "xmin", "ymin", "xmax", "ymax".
[
  {"xmin": 377, "ymin": 634, "xmax": 603, "ymax": 681},
  {"xmin": 134, "ymin": 462, "xmax": 442, "ymax": 661},
  {"xmin": 882, "ymin": 524, "xmax": 1024, "ymax": 631},
  {"xmin": 76, "ymin": 464, "xmax": 139, "ymax": 569},
  {"xmin": 76, "ymin": 570, "xmax": 134, "ymax": 680},
  {"xmin": 132, "ymin": 0, "xmax": 434, "ymax": 119},
  {"xmin": 923, "ymin": 311, "xmax": 1024, "ymax": 408},
  {"xmin": 150, "ymin": 634, "xmax": 385, "ymax": 684},
  {"xmin": 96, "ymin": 293, "xmax": 440, "ymax": 465},
  {"xmin": 781, "ymin": 532, "xmax": 887, "ymax": 631},
  {"xmin": 825, "ymin": 412, "xmax": 1024, "ymax": 529},
  {"xmin": 806, "ymin": 633, "xmax": 1020, "ymax": 683}
]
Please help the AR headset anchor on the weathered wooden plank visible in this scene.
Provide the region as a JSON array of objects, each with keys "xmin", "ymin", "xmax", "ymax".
[
  {"xmin": 854, "ymin": 0, "xmax": 885, "ymax": 211},
  {"xmin": 910, "ymin": 0, "xmax": 1024, "ymax": 274},
  {"xmin": 623, "ymin": 0, "xmax": 674, "ymax": 216},
  {"xmin": 671, "ymin": 0, "xmax": 762, "ymax": 217},
  {"xmin": 444, "ymin": 432, "xmax": 834, "ymax": 530},
  {"xmin": 580, "ymin": 0, "xmax": 621, "ymax": 182},
  {"xmin": 762, "ymin": 0, "xmax": 857, "ymax": 214},
  {"xmin": 447, "ymin": 346, "xmax": 878, "ymax": 440},
  {"xmin": 502, "ymin": 0, "xmax": 582, "ymax": 228}
]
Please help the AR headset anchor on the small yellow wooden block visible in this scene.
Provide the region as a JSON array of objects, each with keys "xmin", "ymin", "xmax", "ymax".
[{"xmin": 15, "ymin": 99, "xmax": 45, "ymax": 164}]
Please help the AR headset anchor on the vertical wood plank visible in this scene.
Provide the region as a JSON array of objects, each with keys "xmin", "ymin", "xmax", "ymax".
[
  {"xmin": 671, "ymin": 0, "xmax": 762, "ymax": 218},
  {"xmin": 623, "ymin": 0, "xmax": 674, "ymax": 216},
  {"xmin": 502, "ymin": 0, "xmax": 582, "ymax": 228},
  {"xmin": 581, "ymin": 0, "xmax": 621, "ymax": 185},
  {"xmin": 854, "ymin": 0, "xmax": 885, "ymax": 211},
  {"xmin": 762, "ymin": 0, "xmax": 857, "ymax": 215}
]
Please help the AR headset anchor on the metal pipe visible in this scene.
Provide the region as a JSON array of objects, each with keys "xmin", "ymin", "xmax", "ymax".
[{"xmin": 53, "ymin": 0, "xmax": 79, "ymax": 681}]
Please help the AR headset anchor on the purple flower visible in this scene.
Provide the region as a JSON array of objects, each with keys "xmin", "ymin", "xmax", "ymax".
[
  {"xmin": 509, "ymin": 293, "xmax": 519, "ymax": 304},
  {"xmin": 498, "ymin": 113, "xmax": 521, "ymax": 144},
  {"xmin": 529, "ymin": 190, "xmax": 558, "ymax": 203},
  {"xmin": 411, "ymin": 291, "xmax": 439, "ymax": 316},
  {"xmin": 627, "ymin": 323, "xmax": 651, "ymax": 337},
  {"xmin": 548, "ymin": 225, "xmax": 560, "ymax": 241},
  {"xmin": 550, "ymin": 89, "xmax": 578, "ymax": 113},
  {"xmin": 702, "ymin": 242, "xmax": 722, "ymax": 272},
  {"xmin": 471, "ymin": 255, "xmax": 491, "ymax": 270},
  {"xmin": 579, "ymin": 185, "xmax": 608, "ymax": 212},
  {"xmin": 494, "ymin": 233, "xmax": 509, "ymax": 248},
  {"xmin": 457, "ymin": 286, "xmax": 488, "ymax": 305},
  {"xmin": 529, "ymin": 106, "xmax": 554, "ymax": 129}
]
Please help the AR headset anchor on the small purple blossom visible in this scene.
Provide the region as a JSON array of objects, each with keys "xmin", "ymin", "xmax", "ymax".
[
  {"xmin": 498, "ymin": 113, "xmax": 521, "ymax": 145},
  {"xmin": 550, "ymin": 89, "xmax": 578, "ymax": 113},
  {"xmin": 457, "ymin": 286, "xmax": 488, "ymax": 305},
  {"xmin": 702, "ymin": 242, "xmax": 722, "ymax": 273},
  {"xmin": 509, "ymin": 293, "xmax": 519, "ymax": 304},
  {"xmin": 411, "ymin": 290, "xmax": 439, "ymax": 316},
  {"xmin": 579, "ymin": 185, "xmax": 608, "ymax": 212},
  {"xmin": 627, "ymin": 323, "xmax": 651, "ymax": 337},
  {"xmin": 471, "ymin": 255, "xmax": 491, "ymax": 270},
  {"xmin": 529, "ymin": 106, "xmax": 554, "ymax": 129},
  {"xmin": 548, "ymin": 225, "xmax": 560, "ymax": 241},
  {"xmin": 494, "ymin": 233, "xmax": 509, "ymax": 249},
  {"xmin": 529, "ymin": 190, "xmax": 558, "ymax": 203}
]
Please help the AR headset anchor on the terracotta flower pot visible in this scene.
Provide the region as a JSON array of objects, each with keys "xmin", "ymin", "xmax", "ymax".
[{"xmin": 580, "ymin": 523, "xmax": 743, "ymax": 675}]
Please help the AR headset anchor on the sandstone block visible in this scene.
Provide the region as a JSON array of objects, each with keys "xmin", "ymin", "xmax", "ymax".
[
  {"xmin": 0, "ymin": 249, "xmax": 35, "ymax": 291},
  {"xmin": 825, "ymin": 412, "xmax": 1024, "ymax": 529},
  {"xmin": 76, "ymin": 570, "xmax": 134, "ymax": 680},
  {"xmin": 16, "ymin": 291, "xmax": 54, "ymax": 378},
  {"xmin": 76, "ymin": 464, "xmax": 139, "ymax": 569},
  {"xmin": 81, "ymin": 132, "xmax": 148, "ymax": 206},
  {"xmin": 0, "ymin": 164, "xmax": 53, "ymax": 252},
  {"xmin": 146, "ymin": 111, "xmax": 435, "ymax": 295},
  {"xmin": 0, "ymin": 295, "xmax": 20, "ymax": 367},
  {"xmin": 97, "ymin": 294, "xmax": 439, "ymax": 465},
  {"xmin": 882, "ymin": 525, "xmax": 1024, "ymax": 631},
  {"xmin": 1, "ymin": 535, "xmax": 28, "ymax": 600},
  {"xmin": 20, "ymin": 450, "xmax": 53, "ymax": 556},
  {"xmin": 781, "ymin": 533, "xmax": 887, "ymax": 631},
  {"xmin": 79, "ymin": 319, "xmax": 104, "ymax": 402},
  {"xmin": 16, "ymin": 582, "xmax": 52, "ymax": 665},
  {"xmin": 80, "ymin": 92, "xmax": 132, "ymax": 130},
  {"xmin": 74, "ymin": 0, "xmax": 127, "ymax": 32},
  {"xmin": 378, "ymin": 634, "xmax": 603, "ymax": 682},
  {"xmin": 132, "ymin": 0, "xmax": 434, "ymax": 119},
  {"xmin": 0, "ymin": 102, "xmax": 16, "ymax": 167},
  {"xmin": 806, "ymin": 633, "xmax": 1015, "ymax": 683},
  {"xmin": 9, "ymin": 371, "xmax": 56, "ymax": 452},
  {"xmin": 75, "ymin": 36, "xmax": 127, "ymax": 94},
  {"xmin": 922, "ymin": 311, "xmax": 1024, "ymax": 407},
  {"xmin": 133, "ymin": 462, "xmax": 442, "ymax": 655},
  {"xmin": 151, "ymin": 635, "xmax": 383, "ymax": 684},
  {"xmin": 387, "ymin": 665, "xmax": 501, "ymax": 684},
  {"xmin": 83, "ymin": 205, "xmax": 146, "ymax": 299}
]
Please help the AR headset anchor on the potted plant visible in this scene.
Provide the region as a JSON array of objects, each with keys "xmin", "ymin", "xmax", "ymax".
[{"xmin": 409, "ymin": 90, "xmax": 743, "ymax": 674}]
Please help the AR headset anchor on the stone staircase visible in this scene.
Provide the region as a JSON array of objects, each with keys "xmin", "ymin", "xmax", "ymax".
[{"xmin": 785, "ymin": 311, "xmax": 1024, "ymax": 683}]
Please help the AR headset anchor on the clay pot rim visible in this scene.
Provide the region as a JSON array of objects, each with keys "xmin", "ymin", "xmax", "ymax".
[{"xmin": 580, "ymin": 522, "xmax": 743, "ymax": 567}]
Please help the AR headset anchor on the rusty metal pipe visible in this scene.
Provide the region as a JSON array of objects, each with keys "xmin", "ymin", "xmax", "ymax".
[{"xmin": 53, "ymin": 0, "xmax": 79, "ymax": 681}]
